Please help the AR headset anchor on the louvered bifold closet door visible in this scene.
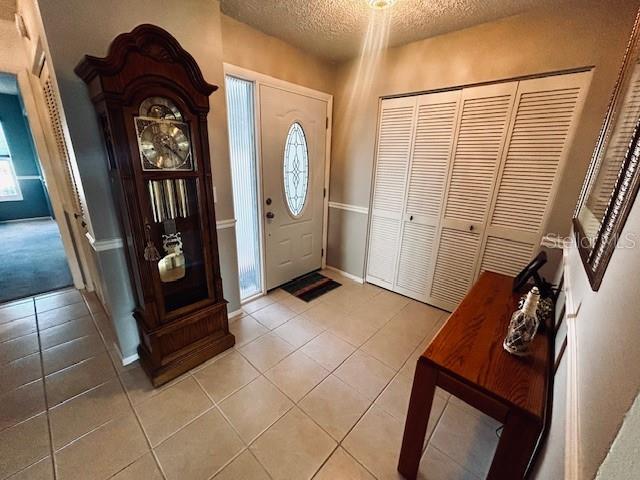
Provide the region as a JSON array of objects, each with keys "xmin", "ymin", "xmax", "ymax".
[
  {"xmin": 479, "ymin": 72, "xmax": 591, "ymax": 277},
  {"xmin": 429, "ymin": 83, "xmax": 517, "ymax": 311},
  {"xmin": 366, "ymin": 96, "xmax": 417, "ymax": 289},
  {"xmin": 394, "ymin": 90, "xmax": 461, "ymax": 301}
]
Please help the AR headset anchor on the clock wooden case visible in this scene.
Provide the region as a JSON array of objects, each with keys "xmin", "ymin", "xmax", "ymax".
[{"xmin": 75, "ymin": 24, "xmax": 234, "ymax": 386}]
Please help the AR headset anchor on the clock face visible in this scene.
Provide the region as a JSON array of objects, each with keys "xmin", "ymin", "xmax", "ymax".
[
  {"xmin": 139, "ymin": 96, "xmax": 183, "ymax": 121},
  {"xmin": 138, "ymin": 121, "xmax": 191, "ymax": 170},
  {"xmin": 135, "ymin": 96, "xmax": 193, "ymax": 171}
]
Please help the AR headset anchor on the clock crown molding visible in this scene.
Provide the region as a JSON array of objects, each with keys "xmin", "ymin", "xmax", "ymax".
[{"xmin": 74, "ymin": 24, "xmax": 217, "ymax": 97}]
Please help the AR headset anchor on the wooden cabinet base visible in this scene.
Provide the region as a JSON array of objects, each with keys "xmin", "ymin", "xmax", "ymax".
[{"xmin": 136, "ymin": 302, "xmax": 235, "ymax": 387}]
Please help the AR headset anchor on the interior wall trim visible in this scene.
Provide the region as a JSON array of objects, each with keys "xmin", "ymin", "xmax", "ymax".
[
  {"xmin": 110, "ymin": 340, "xmax": 139, "ymax": 366},
  {"xmin": 0, "ymin": 216, "xmax": 51, "ymax": 224},
  {"xmin": 328, "ymin": 201, "xmax": 369, "ymax": 215},
  {"xmin": 216, "ymin": 218, "xmax": 237, "ymax": 230},
  {"xmin": 85, "ymin": 232, "xmax": 124, "ymax": 252},
  {"xmin": 85, "ymin": 219, "xmax": 237, "ymax": 252},
  {"xmin": 563, "ymin": 245, "xmax": 581, "ymax": 480},
  {"xmin": 326, "ymin": 265, "xmax": 364, "ymax": 284},
  {"xmin": 16, "ymin": 175, "xmax": 42, "ymax": 180}
]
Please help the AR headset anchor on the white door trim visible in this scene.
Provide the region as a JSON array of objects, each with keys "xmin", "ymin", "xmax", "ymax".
[
  {"xmin": 223, "ymin": 64, "xmax": 333, "ymax": 295},
  {"xmin": 15, "ymin": 69, "xmax": 87, "ymax": 289}
]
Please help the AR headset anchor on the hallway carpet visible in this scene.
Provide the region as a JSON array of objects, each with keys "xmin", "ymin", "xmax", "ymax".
[{"xmin": 0, "ymin": 218, "xmax": 73, "ymax": 303}]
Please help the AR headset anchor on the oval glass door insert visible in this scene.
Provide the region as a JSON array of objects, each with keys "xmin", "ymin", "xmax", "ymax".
[{"xmin": 283, "ymin": 122, "xmax": 309, "ymax": 217}]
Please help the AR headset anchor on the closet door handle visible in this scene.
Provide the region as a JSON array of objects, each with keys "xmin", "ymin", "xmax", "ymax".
[
  {"xmin": 469, "ymin": 224, "xmax": 474, "ymax": 231},
  {"xmin": 409, "ymin": 215, "xmax": 414, "ymax": 221}
]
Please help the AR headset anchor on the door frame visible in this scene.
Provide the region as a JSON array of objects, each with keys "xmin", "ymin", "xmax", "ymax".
[
  {"xmin": 223, "ymin": 64, "xmax": 333, "ymax": 300},
  {"xmin": 13, "ymin": 68, "xmax": 89, "ymax": 291}
]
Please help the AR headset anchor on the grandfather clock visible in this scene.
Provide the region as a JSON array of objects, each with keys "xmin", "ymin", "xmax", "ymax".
[{"xmin": 75, "ymin": 24, "xmax": 234, "ymax": 386}]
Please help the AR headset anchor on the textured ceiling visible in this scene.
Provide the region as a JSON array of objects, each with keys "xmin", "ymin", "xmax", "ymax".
[
  {"xmin": 220, "ymin": 0, "xmax": 561, "ymax": 61},
  {"xmin": 0, "ymin": 0, "xmax": 15, "ymax": 21}
]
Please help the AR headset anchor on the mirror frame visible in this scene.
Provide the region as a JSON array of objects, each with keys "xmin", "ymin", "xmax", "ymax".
[{"xmin": 574, "ymin": 10, "xmax": 640, "ymax": 291}]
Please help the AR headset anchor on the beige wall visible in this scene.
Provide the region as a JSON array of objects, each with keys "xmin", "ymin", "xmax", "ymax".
[
  {"xmin": 595, "ymin": 389, "xmax": 640, "ymax": 479},
  {"xmin": 565, "ymin": 198, "xmax": 640, "ymax": 478},
  {"xmin": 221, "ymin": 14, "xmax": 335, "ymax": 95},
  {"xmin": 328, "ymin": 0, "xmax": 639, "ymax": 278},
  {"xmin": 0, "ymin": 19, "xmax": 27, "ymax": 74}
]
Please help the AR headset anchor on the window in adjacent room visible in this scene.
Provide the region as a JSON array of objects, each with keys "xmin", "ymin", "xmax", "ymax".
[{"xmin": 0, "ymin": 122, "xmax": 22, "ymax": 202}]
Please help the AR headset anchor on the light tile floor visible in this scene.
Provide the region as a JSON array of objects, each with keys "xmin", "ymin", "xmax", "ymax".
[{"xmin": 0, "ymin": 270, "xmax": 501, "ymax": 480}]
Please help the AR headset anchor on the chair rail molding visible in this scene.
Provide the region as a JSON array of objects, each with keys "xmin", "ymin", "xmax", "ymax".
[
  {"xmin": 86, "ymin": 218, "xmax": 237, "ymax": 252},
  {"xmin": 328, "ymin": 201, "xmax": 369, "ymax": 215},
  {"xmin": 216, "ymin": 218, "xmax": 237, "ymax": 230},
  {"xmin": 85, "ymin": 232, "xmax": 124, "ymax": 252}
]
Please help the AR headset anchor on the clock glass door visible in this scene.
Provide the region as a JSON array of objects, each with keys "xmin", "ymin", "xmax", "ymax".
[{"xmin": 136, "ymin": 96, "xmax": 210, "ymax": 313}]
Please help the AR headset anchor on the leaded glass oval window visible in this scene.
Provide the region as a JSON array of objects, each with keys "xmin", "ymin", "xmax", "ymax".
[{"xmin": 283, "ymin": 122, "xmax": 309, "ymax": 217}]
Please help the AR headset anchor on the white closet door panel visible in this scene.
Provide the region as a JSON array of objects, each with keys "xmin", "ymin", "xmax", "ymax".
[
  {"xmin": 430, "ymin": 83, "xmax": 516, "ymax": 311},
  {"xmin": 394, "ymin": 90, "xmax": 461, "ymax": 301},
  {"xmin": 406, "ymin": 90, "xmax": 461, "ymax": 220},
  {"xmin": 367, "ymin": 215, "xmax": 400, "ymax": 288},
  {"xmin": 491, "ymin": 73, "xmax": 589, "ymax": 233},
  {"xmin": 443, "ymin": 83, "xmax": 518, "ymax": 225},
  {"xmin": 395, "ymin": 222, "xmax": 436, "ymax": 300},
  {"xmin": 480, "ymin": 71, "xmax": 591, "ymax": 278},
  {"xmin": 480, "ymin": 236, "xmax": 536, "ymax": 277},
  {"xmin": 371, "ymin": 97, "xmax": 416, "ymax": 215},
  {"xmin": 429, "ymin": 227, "xmax": 481, "ymax": 311},
  {"xmin": 367, "ymin": 97, "xmax": 416, "ymax": 287}
]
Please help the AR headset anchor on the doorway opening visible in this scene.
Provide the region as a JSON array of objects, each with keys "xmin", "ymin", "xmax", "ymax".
[
  {"xmin": 224, "ymin": 65, "xmax": 332, "ymax": 301},
  {"xmin": 0, "ymin": 72, "xmax": 73, "ymax": 303}
]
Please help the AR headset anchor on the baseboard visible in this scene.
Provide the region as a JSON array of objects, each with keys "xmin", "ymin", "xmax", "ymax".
[
  {"xmin": 228, "ymin": 308, "xmax": 243, "ymax": 319},
  {"xmin": 0, "ymin": 216, "xmax": 52, "ymax": 224},
  {"xmin": 326, "ymin": 265, "xmax": 364, "ymax": 284},
  {"xmin": 111, "ymin": 341, "xmax": 139, "ymax": 366}
]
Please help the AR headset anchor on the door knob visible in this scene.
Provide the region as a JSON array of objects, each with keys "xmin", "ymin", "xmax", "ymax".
[
  {"xmin": 469, "ymin": 225, "xmax": 474, "ymax": 231},
  {"xmin": 266, "ymin": 211, "xmax": 275, "ymax": 219},
  {"xmin": 409, "ymin": 215, "xmax": 414, "ymax": 221},
  {"xmin": 266, "ymin": 197, "xmax": 272, "ymax": 205}
]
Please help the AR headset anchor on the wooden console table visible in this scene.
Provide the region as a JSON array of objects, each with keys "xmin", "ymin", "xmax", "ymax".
[{"xmin": 398, "ymin": 272, "xmax": 549, "ymax": 480}]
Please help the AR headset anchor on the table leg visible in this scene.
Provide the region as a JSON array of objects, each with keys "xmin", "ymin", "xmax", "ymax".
[
  {"xmin": 487, "ymin": 409, "xmax": 541, "ymax": 480},
  {"xmin": 397, "ymin": 359, "xmax": 438, "ymax": 479}
]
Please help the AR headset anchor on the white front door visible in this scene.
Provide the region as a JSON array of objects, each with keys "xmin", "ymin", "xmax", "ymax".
[{"xmin": 259, "ymin": 85, "xmax": 327, "ymax": 289}]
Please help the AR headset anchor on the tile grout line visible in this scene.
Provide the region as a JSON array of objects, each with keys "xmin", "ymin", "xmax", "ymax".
[
  {"xmin": 78, "ymin": 292, "xmax": 167, "ymax": 480},
  {"xmin": 230, "ymin": 305, "xmax": 403, "ymax": 478},
  {"xmin": 311, "ymin": 307, "xmax": 440, "ymax": 479},
  {"xmin": 430, "ymin": 443, "xmax": 483, "ymax": 480},
  {"xmin": 32, "ymin": 296, "xmax": 58, "ymax": 480},
  {"xmin": 178, "ymin": 373, "xmax": 279, "ymax": 479},
  {"xmin": 243, "ymin": 280, "xmax": 442, "ymax": 478}
]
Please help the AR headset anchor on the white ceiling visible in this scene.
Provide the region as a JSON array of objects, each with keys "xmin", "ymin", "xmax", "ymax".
[{"xmin": 220, "ymin": 0, "xmax": 561, "ymax": 62}]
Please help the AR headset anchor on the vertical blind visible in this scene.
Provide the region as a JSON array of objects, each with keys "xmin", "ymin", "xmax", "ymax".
[{"xmin": 225, "ymin": 76, "xmax": 262, "ymax": 300}]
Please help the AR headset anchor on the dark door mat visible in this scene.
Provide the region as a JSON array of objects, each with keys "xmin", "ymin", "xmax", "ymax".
[{"xmin": 280, "ymin": 272, "xmax": 341, "ymax": 302}]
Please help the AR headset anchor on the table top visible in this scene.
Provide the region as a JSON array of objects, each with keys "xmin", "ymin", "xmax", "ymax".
[{"xmin": 423, "ymin": 271, "xmax": 549, "ymax": 420}]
